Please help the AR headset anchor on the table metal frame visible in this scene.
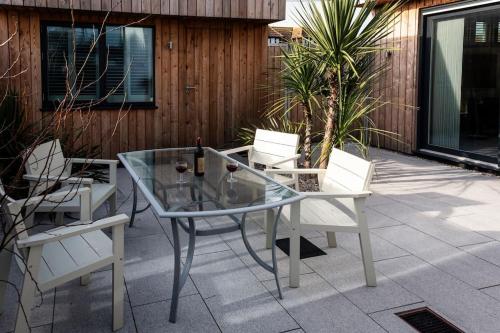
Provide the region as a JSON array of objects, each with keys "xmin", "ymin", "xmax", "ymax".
[{"xmin": 118, "ymin": 147, "xmax": 303, "ymax": 323}]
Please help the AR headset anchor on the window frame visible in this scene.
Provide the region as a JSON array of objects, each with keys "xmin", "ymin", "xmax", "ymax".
[{"xmin": 41, "ymin": 21, "xmax": 156, "ymax": 111}]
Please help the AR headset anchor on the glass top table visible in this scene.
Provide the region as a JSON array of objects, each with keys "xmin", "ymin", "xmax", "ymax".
[
  {"xmin": 119, "ymin": 147, "xmax": 302, "ymax": 218},
  {"xmin": 118, "ymin": 147, "xmax": 304, "ymax": 323}
]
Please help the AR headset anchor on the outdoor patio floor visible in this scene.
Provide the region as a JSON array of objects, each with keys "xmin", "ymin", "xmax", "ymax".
[{"xmin": 2, "ymin": 148, "xmax": 500, "ymax": 333}]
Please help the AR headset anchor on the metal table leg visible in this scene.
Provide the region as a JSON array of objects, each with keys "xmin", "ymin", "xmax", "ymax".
[
  {"xmin": 169, "ymin": 217, "xmax": 196, "ymax": 323},
  {"xmin": 240, "ymin": 206, "xmax": 284, "ymax": 299},
  {"xmin": 129, "ymin": 180, "xmax": 151, "ymax": 228}
]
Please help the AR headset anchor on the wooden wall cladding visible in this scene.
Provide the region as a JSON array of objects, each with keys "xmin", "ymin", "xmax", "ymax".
[
  {"xmin": 372, "ymin": 0, "xmax": 458, "ymax": 154},
  {"xmin": 0, "ymin": 9, "xmax": 269, "ymax": 158},
  {"xmin": 0, "ymin": 0, "xmax": 286, "ymax": 21}
]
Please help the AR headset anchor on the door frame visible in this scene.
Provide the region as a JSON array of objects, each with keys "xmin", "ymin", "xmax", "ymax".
[{"xmin": 417, "ymin": 0, "xmax": 500, "ymax": 169}]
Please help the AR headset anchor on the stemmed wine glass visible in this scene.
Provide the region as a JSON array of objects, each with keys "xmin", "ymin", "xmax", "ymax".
[
  {"xmin": 226, "ymin": 161, "xmax": 238, "ymax": 183},
  {"xmin": 175, "ymin": 159, "xmax": 188, "ymax": 184}
]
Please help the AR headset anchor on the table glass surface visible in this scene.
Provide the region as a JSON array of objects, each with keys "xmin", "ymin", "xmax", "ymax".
[{"xmin": 119, "ymin": 148, "xmax": 301, "ymax": 217}]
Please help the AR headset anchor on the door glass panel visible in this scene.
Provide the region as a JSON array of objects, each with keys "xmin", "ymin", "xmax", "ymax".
[
  {"xmin": 426, "ymin": 6, "xmax": 500, "ymax": 163},
  {"xmin": 429, "ymin": 18, "xmax": 464, "ymax": 150}
]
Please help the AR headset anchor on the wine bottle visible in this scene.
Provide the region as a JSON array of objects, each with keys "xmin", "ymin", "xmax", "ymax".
[{"xmin": 194, "ymin": 137, "xmax": 205, "ymax": 177}]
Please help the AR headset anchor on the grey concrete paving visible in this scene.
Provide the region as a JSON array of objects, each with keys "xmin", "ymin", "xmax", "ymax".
[{"xmin": 2, "ymin": 148, "xmax": 500, "ymax": 332}]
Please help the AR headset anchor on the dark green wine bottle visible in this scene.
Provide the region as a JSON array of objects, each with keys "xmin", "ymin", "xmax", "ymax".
[{"xmin": 194, "ymin": 137, "xmax": 205, "ymax": 177}]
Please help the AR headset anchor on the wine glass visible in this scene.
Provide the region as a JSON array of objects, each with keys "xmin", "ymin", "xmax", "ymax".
[
  {"xmin": 226, "ymin": 161, "xmax": 238, "ymax": 183},
  {"xmin": 175, "ymin": 160, "xmax": 188, "ymax": 184}
]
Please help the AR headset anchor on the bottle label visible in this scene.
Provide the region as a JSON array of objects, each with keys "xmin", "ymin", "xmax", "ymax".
[{"xmin": 197, "ymin": 158, "xmax": 205, "ymax": 173}]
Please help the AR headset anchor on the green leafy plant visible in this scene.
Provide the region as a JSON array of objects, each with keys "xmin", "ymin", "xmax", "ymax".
[
  {"xmin": 266, "ymin": 42, "xmax": 327, "ymax": 168},
  {"xmin": 332, "ymin": 56, "xmax": 398, "ymax": 157},
  {"xmin": 295, "ymin": 0, "xmax": 403, "ymax": 167}
]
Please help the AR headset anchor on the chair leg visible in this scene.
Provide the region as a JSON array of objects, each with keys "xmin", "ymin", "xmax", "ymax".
[
  {"xmin": 354, "ymin": 197, "xmax": 376, "ymax": 287},
  {"xmin": 326, "ymin": 232, "xmax": 337, "ymax": 248},
  {"xmin": 15, "ymin": 247, "xmax": 42, "ymax": 333},
  {"xmin": 358, "ymin": 231, "xmax": 376, "ymax": 287},
  {"xmin": 0, "ymin": 245, "xmax": 13, "ymax": 315},
  {"xmin": 55, "ymin": 212, "xmax": 64, "ymax": 226},
  {"xmin": 289, "ymin": 201, "xmax": 301, "ymax": 288},
  {"xmin": 265, "ymin": 209, "xmax": 275, "ymax": 249},
  {"xmin": 109, "ymin": 192, "xmax": 117, "ymax": 216},
  {"xmin": 80, "ymin": 274, "xmax": 91, "ymax": 286},
  {"xmin": 112, "ymin": 225, "xmax": 125, "ymax": 331}
]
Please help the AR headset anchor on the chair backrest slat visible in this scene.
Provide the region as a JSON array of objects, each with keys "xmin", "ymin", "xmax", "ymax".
[
  {"xmin": 250, "ymin": 129, "xmax": 299, "ymax": 168},
  {"xmin": 24, "ymin": 140, "xmax": 69, "ymax": 195},
  {"xmin": 321, "ymin": 148, "xmax": 374, "ymax": 193}
]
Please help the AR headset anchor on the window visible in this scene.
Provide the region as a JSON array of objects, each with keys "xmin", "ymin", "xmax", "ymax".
[
  {"xmin": 42, "ymin": 23, "xmax": 154, "ymax": 108},
  {"xmin": 268, "ymin": 37, "xmax": 283, "ymax": 46},
  {"xmin": 474, "ymin": 21, "xmax": 487, "ymax": 42}
]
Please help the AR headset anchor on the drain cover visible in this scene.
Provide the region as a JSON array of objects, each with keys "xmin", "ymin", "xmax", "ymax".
[{"xmin": 396, "ymin": 307, "xmax": 464, "ymax": 333}]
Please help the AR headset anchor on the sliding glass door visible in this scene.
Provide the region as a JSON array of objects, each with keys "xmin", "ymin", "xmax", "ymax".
[{"xmin": 421, "ymin": 2, "xmax": 500, "ymax": 166}]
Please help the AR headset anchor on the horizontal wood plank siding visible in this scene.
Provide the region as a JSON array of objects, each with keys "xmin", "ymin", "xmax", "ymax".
[
  {"xmin": 372, "ymin": 0, "xmax": 458, "ymax": 154},
  {"xmin": 0, "ymin": 8, "xmax": 269, "ymax": 158},
  {"xmin": 0, "ymin": 0, "xmax": 285, "ymax": 21}
]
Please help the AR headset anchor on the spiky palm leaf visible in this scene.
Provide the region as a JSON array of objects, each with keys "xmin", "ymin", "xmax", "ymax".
[
  {"xmin": 294, "ymin": 0, "xmax": 403, "ymax": 166},
  {"xmin": 265, "ymin": 42, "xmax": 327, "ymax": 167}
]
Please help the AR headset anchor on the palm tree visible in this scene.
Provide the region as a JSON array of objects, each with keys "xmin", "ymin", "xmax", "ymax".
[
  {"xmin": 296, "ymin": 0, "xmax": 402, "ymax": 168},
  {"xmin": 266, "ymin": 42, "xmax": 326, "ymax": 168},
  {"xmin": 333, "ymin": 54, "xmax": 396, "ymax": 156}
]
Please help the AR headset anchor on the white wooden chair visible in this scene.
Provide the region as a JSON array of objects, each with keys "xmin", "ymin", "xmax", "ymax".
[
  {"xmin": 0, "ymin": 187, "xmax": 129, "ymax": 333},
  {"xmin": 265, "ymin": 148, "xmax": 376, "ymax": 287},
  {"xmin": 221, "ymin": 129, "xmax": 301, "ymax": 188},
  {"xmin": 23, "ymin": 139, "xmax": 118, "ymax": 224}
]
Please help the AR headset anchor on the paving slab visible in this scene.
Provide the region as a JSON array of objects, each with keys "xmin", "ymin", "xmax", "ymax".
[
  {"xmin": 376, "ymin": 255, "xmax": 500, "ymax": 333},
  {"xmin": 0, "ymin": 261, "xmax": 55, "ymax": 333},
  {"xmin": 400, "ymin": 213, "xmax": 492, "ymax": 247},
  {"xmin": 52, "ymin": 270, "xmax": 136, "ymax": 333},
  {"xmin": 303, "ymin": 238, "xmax": 421, "ymax": 314},
  {"xmin": 262, "ymin": 273, "xmax": 385, "ymax": 333},
  {"xmin": 133, "ymin": 294, "xmax": 220, "ymax": 333},
  {"xmin": 460, "ymin": 241, "xmax": 500, "ymax": 267},
  {"xmin": 219, "ymin": 222, "xmax": 313, "ymax": 281},
  {"xmin": 373, "ymin": 225, "xmax": 500, "ymax": 289},
  {"xmin": 188, "ymin": 250, "xmax": 297, "ymax": 332},
  {"xmin": 480, "ymin": 286, "xmax": 500, "ymax": 302},
  {"xmin": 124, "ymin": 234, "xmax": 198, "ymax": 307},
  {"xmin": 159, "ymin": 217, "xmax": 231, "ymax": 258},
  {"xmin": 365, "ymin": 208, "xmax": 402, "ymax": 229},
  {"xmin": 334, "ymin": 232, "xmax": 409, "ymax": 262}
]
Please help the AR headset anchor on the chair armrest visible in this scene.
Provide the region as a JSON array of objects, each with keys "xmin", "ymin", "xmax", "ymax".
[
  {"xmin": 266, "ymin": 154, "xmax": 301, "ymax": 167},
  {"xmin": 220, "ymin": 145, "xmax": 253, "ymax": 155},
  {"xmin": 264, "ymin": 168, "xmax": 326, "ymax": 175},
  {"xmin": 301, "ymin": 191, "xmax": 372, "ymax": 199},
  {"xmin": 13, "ymin": 187, "xmax": 91, "ymax": 208},
  {"xmin": 67, "ymin": 158, "xmax": 119, "ymax": 165},
  {"xmin": 16, "ymin": 214, "xmax": 129, "ymax": 249},
  {"xmin": 23, "ymin": 174, "xmax": 93, "ymax": 185}
]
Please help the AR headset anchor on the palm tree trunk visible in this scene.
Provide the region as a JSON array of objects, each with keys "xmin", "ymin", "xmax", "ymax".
[
  {"xmin": 302, "ymin": 103, "xmax": 313, "ymax": 169},
  {"xmin": 319, "ymin": 76, "xmax": 338, "ymax": 169}
]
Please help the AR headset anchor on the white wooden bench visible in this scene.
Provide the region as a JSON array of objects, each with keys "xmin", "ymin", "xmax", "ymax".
[
  {"xmin": 221, "ymin": 129, "xmax": 301, "ymax": 188},
  {"xmin": 23, "ymin": 139, "xmax": 118, "ymax": 224},
  {"xmin": 265, "ymin": 148, "xmax": 376, "ymax": 288},
  {"xmin": 0, "ymin": 187, "xmax": 129, "ymax": 333}
]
